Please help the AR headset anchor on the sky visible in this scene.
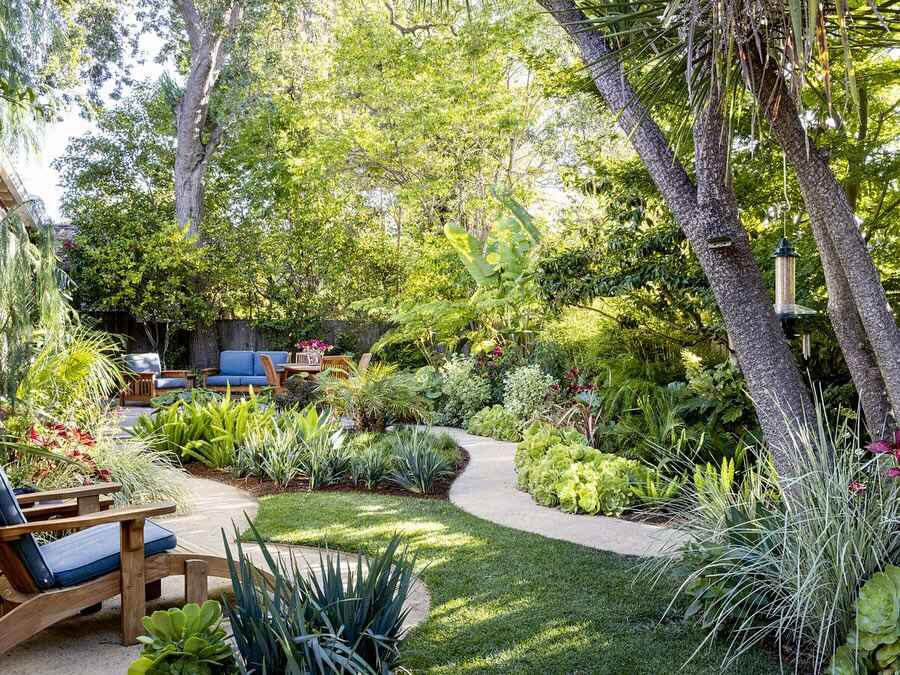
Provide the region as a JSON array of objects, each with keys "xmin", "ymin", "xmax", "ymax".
[{"xmin": 15, "ymin": 32, "xmax": 167, "ymax": 222}]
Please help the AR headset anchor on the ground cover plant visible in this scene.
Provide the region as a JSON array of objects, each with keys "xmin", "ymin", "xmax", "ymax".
[{"xmin": 250, "ymin": 490, "xmax": 780, "ymax": 674}]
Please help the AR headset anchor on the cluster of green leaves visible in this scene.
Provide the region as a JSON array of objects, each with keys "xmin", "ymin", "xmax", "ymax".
[
  {"xmin": 514, "ymin": 422, "xmax": 675, "ymax": 515},
  {"xmin": 830, "ymin": 566, "xmax": 900, "ymax": 674},
  {"xmin": 129, "ymin": 389, "xmax": 274, "ymax": 468},
  {"xmin": 466, "ymin": 405, "xmax": 522, "ymax": 442},
  {"xmin": 226, "ymin": 524, "xmax": 415, "ymax": 674},
  {"xmin": 129, "ymin": 601, "xmax": 236, "ymax": 675}
]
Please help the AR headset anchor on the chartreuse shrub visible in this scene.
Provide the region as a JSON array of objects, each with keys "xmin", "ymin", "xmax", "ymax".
[
  {"xmin": 128, "ymin": 600, "xmax": 236, "ymax": 675},
  {"xmin": 829, "ymin": 566, "xmax": 900, "ymax": 674},
  {"xmin": 514, "ymin": 422, "xmax": 673, "ymax": 515},
  {"xmin": 466, "ymin": 404, "xmax": 522, "ymax": 441}
]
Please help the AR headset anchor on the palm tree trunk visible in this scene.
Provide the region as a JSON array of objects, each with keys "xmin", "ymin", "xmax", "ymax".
[
  {"xmin": 743, "ymin": 49, "xmax": 900, "ymax": 428},
  {"xmin": 537, "ymin": 0, "xmax": 814, "ymax": 473}
]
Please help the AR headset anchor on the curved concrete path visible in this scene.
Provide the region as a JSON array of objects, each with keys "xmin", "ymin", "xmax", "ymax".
[
  {"xmin": 440, "ymin": 426, "xmax": 689, "ymax": 557},
  {"xmin": 2, "ymin": 440, "xmax": 430, "ymax": 674}
]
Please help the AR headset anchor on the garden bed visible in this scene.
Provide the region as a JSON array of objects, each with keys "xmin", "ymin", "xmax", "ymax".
[{"xmin": 186, "ymin": 447, "xmax": 470, "ymax": 500}]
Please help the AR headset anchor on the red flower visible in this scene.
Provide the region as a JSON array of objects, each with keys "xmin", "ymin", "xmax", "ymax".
[
  {"xmin": 849, "ymin": 480, "xmax": 867, "ymax": 493},
  {"xmin": 867, "ymin": 439, "xmax": 893, "ymax": 454}
]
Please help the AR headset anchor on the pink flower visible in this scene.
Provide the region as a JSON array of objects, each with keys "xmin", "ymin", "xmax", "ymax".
[
  {"xmin": 849, "ymin": 480, "xmax": 867, "ymax": 493},
  {"xmin": 867, "ymin": 439, "xmax": 893, "ymax": 454},
  {"xmin": 888, "ymin": 468, "xmax": 900, "ymax": 478}
]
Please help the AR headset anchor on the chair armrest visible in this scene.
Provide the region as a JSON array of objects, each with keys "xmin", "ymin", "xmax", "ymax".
[
  {"xmin": 200, "ymin": 368, "xmax": 218, "ymax": 375},
  {"xmin": 21, "ymin": 495, "xmax": 115, "ymax": 520},
  {"xmin": 161, "ymin": 370, "xmax": 192, "ymax": 378},
  {"xmin": 15, "ymin": 483, "xmax": 122, "ymax": 505},
  {"xmin": 0, "ymin": 502, "xmax": 177, "ymax": 540}
]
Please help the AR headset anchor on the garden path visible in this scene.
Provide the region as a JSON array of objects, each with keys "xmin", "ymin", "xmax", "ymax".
[
  {"xmin": 1, "ymin": 407, "xmax": 430, "ymax": 675},
  {"xmin": 437, "ymin": 426, "xmax": 690, "ymax": 557}
]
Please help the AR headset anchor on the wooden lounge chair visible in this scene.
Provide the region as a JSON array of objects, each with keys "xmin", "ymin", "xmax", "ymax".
[
  {"xmin": 120, "ymin": 353, "xmax": 194, "ymax": 405},
  {"xmin": 321, "ymin": 355, "xmax": 353, "ymax": 379},
  {"xmin": 258, "ymin": 354, "xmax": 286, "ymax": 395},
  {"xmin": 0, "ymin": 470, "xmax": 241, "ymax": 654}
]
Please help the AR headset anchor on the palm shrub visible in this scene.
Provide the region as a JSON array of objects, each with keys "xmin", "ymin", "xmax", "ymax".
[
  {"xmin": 317, "ymin": 363, "xmax": 428, "ymax": 432},
  {"xmin": 437, "ymin": 355, "xmax": 491, "ymax": 426},
  {"xmin": 658, "ymin": 408, "xmax": 900, "ymax": 672}
]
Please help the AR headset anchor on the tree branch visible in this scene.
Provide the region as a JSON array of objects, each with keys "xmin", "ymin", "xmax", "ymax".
[
  {"xmin": 174, "ymin": 0, "xmax": 203, "ymax": 49},
  {"xmin": 383, "ymin": 2, "xmax": 440, "ymax": 35}
]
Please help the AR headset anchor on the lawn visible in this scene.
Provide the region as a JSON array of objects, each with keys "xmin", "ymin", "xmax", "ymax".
[{"xmin": 251, "ymin": 491, "xmax": 780, "ymax": 674}]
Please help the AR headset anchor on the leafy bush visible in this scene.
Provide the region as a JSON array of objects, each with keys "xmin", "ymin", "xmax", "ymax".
[
  {"xmin": 150, "ymin": 388, "xmax": 222, "ymax": 409},
  {"xmin": 502, "ymin": 364, "xmax": 555, "ymax": 422},
  {"xmin": 829, "ymin": 566, "xmax": 900, "ymax": 674},
  {"xmin": 412, "ymin": 365, "xmax": 444, "ymax": 406},
  {"xmin": 235, "ymin": 405, "xmax": 346, "ymax": 488},
  {"xmin": 663, "ymin": 409, "xmax": 900, "ymax": 672},
  {"xmin": 225, "ymin": 521, "xmax": 413, "ymax": 674},
  {"xmin": 130, "ymin": 390, "xmax": 274, "ymax": 468},
  {"xmin": 388, "ymin": 430, "xmax": 457, "ymax": 494},
  {"xmin": 88, "ymin": 422, "xmax": 191, "ymax": 510},
  {"xmin": 466, "ymin": 405, "xmax": 522, "ymax": 441},
  {"xmin": 128, "ymin": 601, "xmax": 236, "ymax": 675},
  {"xmin": 438, "ymin": 355, "xmax": 491, "ymax": 426},
  {"xmin": 318, "ymin": 363, "xmax": 428, "ymax": 432},
  {"xmin": 514, "ymin": 422, "xmax": 666, "ymax": 515},
  {"xmin": 349, "ymin": 443, "xmax": 394, "ymax": 489}
]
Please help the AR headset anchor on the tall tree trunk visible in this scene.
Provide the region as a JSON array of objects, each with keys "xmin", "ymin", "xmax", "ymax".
[
  {"xmin": 538, "ymin": 0, "xmax": 814, "ymax": 473},
  {"xmin": 743, "ymin": 50, "xmax": 898, "ymax": 430},
  {"xmin": 173, "ymin": 0, "xmax": 241, "ymax": 236}
]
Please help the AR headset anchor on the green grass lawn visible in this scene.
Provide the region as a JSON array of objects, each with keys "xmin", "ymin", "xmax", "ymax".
[{"xmin": 251, "ymin": 491, "xmax": 779, "ymax": 674}]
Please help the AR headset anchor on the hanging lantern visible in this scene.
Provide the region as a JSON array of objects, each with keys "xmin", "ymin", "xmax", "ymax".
[{"xmin": 772, "ymin": 236, "xmax": 816, "ymax": 347}]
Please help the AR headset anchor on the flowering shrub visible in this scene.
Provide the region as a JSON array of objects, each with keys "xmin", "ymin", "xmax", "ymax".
[
  {"xmin": 866, "ymin": 431, "xmax": 900, "ymax": 477},
  {"xmin": 502, "ymin": 365, "xmax": 555, "ymax": 422},
  {"xmin": 295, "ymin": 338, "xmax": 333, "ymax": 353},
  {"xmin": 25, "ymin": 422, "xmax": 111, "ymax": 482},
  {"xmin": 514, "ymin": 422, "xmax": 660, "ymax": 515},
  {"xmin": 438, "ymin": 356, "xmax": 491, "ymax": 426},
  {"xmin": 466, "ymin": 405, "xmax": 522, "ymax": 441}
]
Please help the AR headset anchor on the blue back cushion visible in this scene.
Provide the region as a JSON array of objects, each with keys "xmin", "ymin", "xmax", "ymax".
[
  {"xmin": 0, "ymin": 467, "xmax": 55, "ymax": 589},
  {"xmin": 219, "ymin": 351, "xmax": 254, "ymax": 376},
  {"xmin": 124, "ymin": 353, "xmax": 161, "ymax": 375},
  {"xmin": 253, "ymin": 351, "xmax": 289, "ymax": 376}
]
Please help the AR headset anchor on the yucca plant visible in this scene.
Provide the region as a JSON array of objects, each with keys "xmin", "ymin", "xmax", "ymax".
[
  {"xmin": 317, "ymin": 363, "xmax": 429, "ymax": 432},
  {"xmin": 388, "ymin": 429, "xmax": 456, "ymax": 494},
  {"xmin": 223, "ymin": 521, "xmax": 411, "ymax": 674}
]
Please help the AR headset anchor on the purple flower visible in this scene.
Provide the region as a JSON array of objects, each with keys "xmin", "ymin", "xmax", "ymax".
[{"xmin": 888, "ymin": 468, "xmax": 900, "ymax": 478}]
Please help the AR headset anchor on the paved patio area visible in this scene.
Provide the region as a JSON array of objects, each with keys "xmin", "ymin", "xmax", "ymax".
[
  {"xmin": 1, "ymin": 406, "xmax": 430, "ymax": 674},
  {"xmin": 440, "ymin": 427, "xmax": 689, "ymax": 557}
]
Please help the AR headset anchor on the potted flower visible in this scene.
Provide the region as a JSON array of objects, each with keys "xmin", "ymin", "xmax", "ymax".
[{"xmin": 294, "ymin": 339, "xmax": 334, "ymax": 367}]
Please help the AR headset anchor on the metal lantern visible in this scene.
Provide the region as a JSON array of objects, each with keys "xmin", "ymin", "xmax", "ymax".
[{"xmin": 772, "ymin": 236, "xmax": 816, "ymax": 353}]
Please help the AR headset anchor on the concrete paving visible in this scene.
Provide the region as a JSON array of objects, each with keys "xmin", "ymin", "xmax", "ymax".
[
  {"xmin": 1, "ymin": 407, "xmax": 430, "ymax": 675},
  {"xmin": 440, "ymin": 426, "xmax": 689, "ymax": 557}
]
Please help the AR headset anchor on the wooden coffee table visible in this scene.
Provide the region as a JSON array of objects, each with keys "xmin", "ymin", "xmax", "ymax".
[{"xmin": 279, "ymin": 363, "xmax": 321, "ymax": 384}]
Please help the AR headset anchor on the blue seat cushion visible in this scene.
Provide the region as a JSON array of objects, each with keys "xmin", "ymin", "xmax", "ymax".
[
  {"xmin": 155, "ymin": 377, "xmax": 188, "ymax": 389},
  {"xmin": 205, "ymin": 375, "xmax": 239, "ymax": 387},
  {"xmin": 42, "ymin": 520, "xmax": 177, "ymax": 588},
  {"xmin": 0, "ymin": 467, "xmax": 55, "ymax": 589},
  {"xmin": 239, "ymin": 376, "xmax": 269, "ymax": 386},
  {"xmin": 219, "ymin": 351, "xmax": 254, "ymax": 376},
  {"xmin": 125, "ymin": 353, "xmax": 162, "ymax": 375},
  {"xmin": 253, "ymin": 351, "xmax": 289, "ymax": 376}
]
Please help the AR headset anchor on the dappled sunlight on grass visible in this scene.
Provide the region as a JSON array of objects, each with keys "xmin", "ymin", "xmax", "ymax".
[{"xmin": 252, "ymin": 491, "xmax": 779, "ymax": 674}]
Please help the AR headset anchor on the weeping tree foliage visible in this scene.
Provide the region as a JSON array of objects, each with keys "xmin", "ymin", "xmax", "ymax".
[{"xmin": 0, "ymin": 203, "xmax": 73, "ymax": 407}]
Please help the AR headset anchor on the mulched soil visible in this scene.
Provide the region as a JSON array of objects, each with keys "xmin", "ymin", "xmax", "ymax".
[{"xmin": 186, "ymin": 448, "xmax": 470, "ymax": 501}]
